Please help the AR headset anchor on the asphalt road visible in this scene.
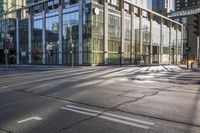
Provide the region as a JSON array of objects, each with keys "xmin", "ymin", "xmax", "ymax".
[{"xmin": 0, "ymin": 65, "xmax": 199, "ymax": 133}]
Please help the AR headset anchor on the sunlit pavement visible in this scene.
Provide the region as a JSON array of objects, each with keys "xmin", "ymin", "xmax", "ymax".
[{"xmin": 0, "ymin": 65, "xmax": 199, "ymax": 133}]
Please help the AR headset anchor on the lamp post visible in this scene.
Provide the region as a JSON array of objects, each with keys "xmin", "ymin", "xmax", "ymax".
[
  {"xmin": 172, "ymin": 40, "xmax": 175, "ymax": 65},
  {"xmin": 118, "ymin": 46, "xmax": 122, "ymax": 67},
  {"xmin": 71, "ymin": 43, "xmax": 74, "ymax": 67}
]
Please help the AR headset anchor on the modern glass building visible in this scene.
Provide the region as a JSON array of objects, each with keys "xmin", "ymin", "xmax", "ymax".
[
  {"xmin": 152, "ymin": 0, "xmax": 175, "ymax": 15},
  {"xmin": 169, "ymin": 0, "xmax": 200, "ymax": 60},
  {"xmin": 0, "ymin": 0, "xmax": 183, "ymax": 65}
]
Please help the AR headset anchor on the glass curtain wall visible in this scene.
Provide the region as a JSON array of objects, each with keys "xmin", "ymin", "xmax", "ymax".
[
  {"xmin": 152, "ymin": 15, "xmax": 161, "ymax": 63},
  {"xmin": 177, "ymin": 27, "xmax": 182, "ymax": 63},
  {"xmin": 7, "ymin": 12, "xmax": 16, "ymax": 64},
  {"xmin": 45, "ymin": 11, "xmax": 59, "ymax": 64},
  {"xmin": 62, "ymin": 6, "xmax": 79, "ymax": 65},
  {"xmin": 83, "ymin": 2, "xmax": 92, "ymax": 65},
  {"xmin": 108, "ymin": 9, "xmax": 121, "ymax": 64},
  {"xmin": 19, "ymin": 18, "xmax": 28, "ymax": 64},
  {"xmin": 124, "ymin": 13, "xmax": 131, "ymax": 64},
  {"xmin": 171, "ymin": 24, "xmax": 177, "ymax": 64},
  {"xmin": 32, "ymin": 15, "xmax": 43, "ymax": 64},
  {"xmin": 0, "ymin": 20, "xmax": 4, "ymax": 64},
  {"xmin": 134, "ymin": 8, "xmax": 140, "ymax": 64},
  {"xmin": 92, "ymin": 3, "xmax": 104, "ymax": 65},
  {"xmin": 142, "ymin": 11, "xmax": 150, "ymax": 64},
  {"xmin": 162, "ymin": 19, "xmax": 170, "ymax": 63}
]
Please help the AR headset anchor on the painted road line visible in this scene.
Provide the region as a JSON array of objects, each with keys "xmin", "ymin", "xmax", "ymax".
[
  {"xmin": 67, "ymin": 105, "xmax": 101, "ymax": 113},
  {"xmin": 99, "ymin": 115, "xmax": 150, "ymax": 129},
  {"xmin": 17, "ymin": 116, "xmax": 43, "ymax": 124},
  {"xmin": 61, "ymin": 105, "xmax": 154, "ymax": 129},
  {"xmin": 103, "ymin": 112, "xmax": 154, "ymax": 125},
  {"xmin": 61, "ymin": 107, "xmax": 97, "ymax": 117},
  {"xmin": 61, "ymin": 107, "xmax": 150, "ymax": 129},
  {"xmin": 66, "ymin": 105, "xmax": 154, "ymax": 126}
]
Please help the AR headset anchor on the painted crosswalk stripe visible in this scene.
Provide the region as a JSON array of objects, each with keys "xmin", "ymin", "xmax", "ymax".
[
  {"xmin": 66, "ymin": 105, "xmax": 154, "ymax": 125},
  {"xmin": 61, "ymin": 105, "xmax": 154, "ymax": 129}
]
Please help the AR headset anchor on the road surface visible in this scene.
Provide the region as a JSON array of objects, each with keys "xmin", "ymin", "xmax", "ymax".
[{"xmin": 0, "ymin": 65, "xmax": 199, "ymax": 133}]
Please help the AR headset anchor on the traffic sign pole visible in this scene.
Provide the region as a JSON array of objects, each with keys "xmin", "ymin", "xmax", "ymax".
[
  {"xmin": 71, "ymin": 44, "xmax": 74, "ymax": 67},
  {"xmin": 5, "ymin": 52, "xmax": 8, "ymax": 70}
]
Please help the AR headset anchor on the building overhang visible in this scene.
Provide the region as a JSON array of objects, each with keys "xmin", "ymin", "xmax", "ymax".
[
  {"xmin": 168, "ymin": 8, "xmax": 200, "ymax": 18},
  {"xmin": 124, "ymin": 0, "xmax": 182, "ymax": 26}
]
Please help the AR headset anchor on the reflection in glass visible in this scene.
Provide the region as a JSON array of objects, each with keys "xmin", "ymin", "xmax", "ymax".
[
  {"xmin": 62, "ymin": 10, "xmax": 79, "ymax": 65},
  {"xmin": 32, "ymin": 18, "xmax": 42, "ymax": 64},
  {"xmin": 45, "ymin": 15, "xmax": 59, "ymax": 64},
  {"xmin": 108, "ymin": 11, "xmax": 121, "ymax": 64},
  {"xmin": 19, "ymin": 19, "xmax": 28, "ymax": 64}
]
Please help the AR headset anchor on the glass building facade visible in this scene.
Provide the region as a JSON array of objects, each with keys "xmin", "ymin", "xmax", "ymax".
[{"xmin": 0, "ymin": 0, "xmax": 183, "ymax": 65}]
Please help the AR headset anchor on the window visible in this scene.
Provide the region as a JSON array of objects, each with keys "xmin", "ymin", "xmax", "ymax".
[
  {"xmin": 47, "ymin": 0, "xmax": 59, "ymax": 11},
  {"xmin": 63, "ymin": 0, "xmax": 79, "ymax": 6},
  {"xmin": 108, "ymin": 0, "xmax": 120, "ymax": 7}
]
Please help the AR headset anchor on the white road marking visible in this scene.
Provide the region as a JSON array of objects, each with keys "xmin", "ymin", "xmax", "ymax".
[
  {"xmin": 66, "ymin": 105, "xmax": 101, "ymax": 114},
  {"xmin": 61, "ymin": 107, "xmax": 97, "ymax": 117},
  {"xmin": 61, "ymin": 105, "xmax": 154, "ymax": 129},
  {"xmin": 17, "ymin": 116, "xmax": 43, "ymax": 124},
  {"xmin": 67, "ymin": 105, "xmax": 154, "ymax": 125},
  {"xmin": 99, "ymin": 115, "xmax": 150, "ymax": 129}
]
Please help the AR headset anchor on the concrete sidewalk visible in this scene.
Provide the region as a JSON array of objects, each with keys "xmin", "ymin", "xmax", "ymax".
[
  {"xmin": 192, "ymin": 67, "xmax": 200, "ymax": 72},
  {"xmin": 178, "ymin": 65, "xmax": 200, "ymax": 71},
  {"xmin": 0, "ymin": 64, "xmax": 72, "ymax": 73}
]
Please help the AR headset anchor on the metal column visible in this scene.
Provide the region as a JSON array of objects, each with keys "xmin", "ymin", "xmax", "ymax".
[
  {"xmin": 42, "ymin": 10, "xmax": 46, "ymax": 64},
  {"xmin": 131, "ymin": 7, "xmax": 135, "ymax": 63},
  {"xmin": 159, "ymin": 18, "xmax": 163, "ymax": 64},
  {"xmin": 169, "ymin": 22, "xmax": 172, "ymax": 64},
  {"xmin": 121, "ymin": 9, "xmax": 125, "ymax": 64},
  {"xmin": 176, "ymin": 25, "xmax": 178, "ymax": 65},
  {"xmin": 58, "ymin": 6, "xmax": 63, "ymax": 64},
  {"xmin": 104, "ymin": 2, "xmax": 108, "ymax": 64},
  {"xmin": 28, "ymin": 14, "xmax": 32, "ymax": 64},
  {"xmin": 139, "ymin": 9, "xmax": 143, "ymax": 59},
  {"xmin": 79, "ymin": 0, "xmax": 83, "ymax": 65},
  {"xmin": 150, "ymin": 13, "xmax": 153, "ymax": 65},
  {"xmin": 16, "ymin": 11, "xmax": 20, "ymax": 64}
]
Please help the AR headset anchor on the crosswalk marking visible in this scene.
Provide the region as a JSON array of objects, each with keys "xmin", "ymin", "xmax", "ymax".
[
  {"xmin": 0, "ymin": 65, "xmax": 186, "ymax": 90},
  {"xmin": 61, "ymin": 105, "xmax": 154, "ymax": 129}
]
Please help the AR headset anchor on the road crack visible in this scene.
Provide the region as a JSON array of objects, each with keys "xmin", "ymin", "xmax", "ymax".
[
  {"xmin": 12, "ymin": 85, "xmax": 174, "ymax": 133},
  {"xmin": 56, "ymin": 86, "xmax": 174, "ymax": 132},
  {"xmin": 0, "ymin": 127, "xmax": 12, "ymax": 133}
]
